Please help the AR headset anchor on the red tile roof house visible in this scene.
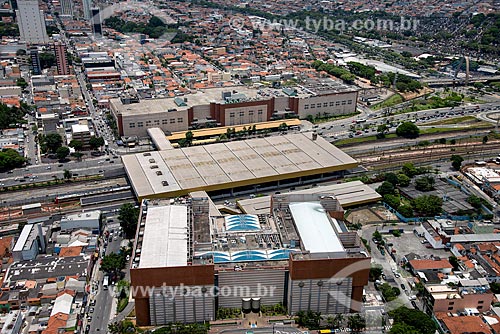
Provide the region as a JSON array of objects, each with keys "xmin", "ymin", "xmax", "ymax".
[{"xmin": 408, "ymin": 259, "xmax": 454, "ymax": 275}]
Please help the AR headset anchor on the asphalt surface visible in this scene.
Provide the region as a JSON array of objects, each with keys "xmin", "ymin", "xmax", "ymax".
[{"xmin": 87, "ymin": 220, "xmax": 123, "ymax": 333}]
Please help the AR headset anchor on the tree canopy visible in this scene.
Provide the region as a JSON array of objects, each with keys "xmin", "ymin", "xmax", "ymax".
[
  {"xmin": 0, "ymin": 103, "xmax": 26, "ymax": 129},
  {"xmin": 118, "ymin": 203, "xmax": 140, "ymax": 239},
  {"xmin": 56, "ymin": 146, "xmax": 70, "ymax": 161},
  {"xmin": 40, "ymin": 133, "xmax": 63, "ymax": 153},
  {"xmin": 388, "ymin": 307, "xmax": 436, "ymax": 334},
  {"xmin": 100, "ymin": 252, "xmax": 126, "ymax": 274},
  {"xmin": 396, "ymin": 122, "xmax": 420, "ymax": 138},
  {"xmin": 413, "ymin": 194, "xmax": 443, "ymax": 216},
  {"xmin": 89, "ymin": 136, "xmax": 105, "ymax": 150},
  {"xmin": 450, "ymin": 154, "xmax": 464, "ymax": 171},
  {"xmin": 0, "ymin": 148, "xmax": 26, "ymax": 170}
]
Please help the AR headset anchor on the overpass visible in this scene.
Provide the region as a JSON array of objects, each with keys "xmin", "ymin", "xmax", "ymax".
[{"xmin": 422, "ymin": 75, "xmax": 500, "ymax": 86}]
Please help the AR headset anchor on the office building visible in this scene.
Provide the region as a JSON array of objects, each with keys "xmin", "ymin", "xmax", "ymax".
[
  {"xmin": 29, "ymin": 47, "xmax": 41, "ymax": 75},
  {"xmin": 59, "ymin": 0, "xmax": 73, "ymax": 16},
  {"xmin": 54, "ymin": 42, "xmax": 70, "ymax": 75},
  {"xmin": 82, "ymin": 0, "xmax": 91, "ymax": 20},
  {"xmin": 91, "ymin": 7, "xmax": 101, "ymax": 35},
  {"xmin": 16, "ymin": 0, "xmax": 49, "ymax": 44}
]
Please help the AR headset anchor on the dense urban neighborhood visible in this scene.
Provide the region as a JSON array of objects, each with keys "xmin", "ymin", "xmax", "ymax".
[{"xmin": 0, "ymin": 0, "xmax": 499, "ymax": 333}]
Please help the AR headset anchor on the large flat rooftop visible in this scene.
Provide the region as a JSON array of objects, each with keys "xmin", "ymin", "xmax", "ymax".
[
  {"xmin": 237, "ymin": 181, "xmax": 381, "ymax": 215},
  {"xmin": 123, "ymin": 133, "xmax": 358, "ymax": 199},
  {"xmin": 110, "ymin": 78, "xmax": 357, "ymax": 116},
  {"xmin": 138, "ymin": 205, "xmax": 188, "ymax": 269},
  {"xmin": 289, "ymin": 202, "xmax": 345, "ymax": 256}
]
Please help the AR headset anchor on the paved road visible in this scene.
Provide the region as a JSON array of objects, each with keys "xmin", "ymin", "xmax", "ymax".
[
  {"xmin": 311, "ymin": 101, "xmax": 500, "ymax": 142},
  {"xmin": 87, "ymin": 221, "xmax": 123, "ymax": 333}
]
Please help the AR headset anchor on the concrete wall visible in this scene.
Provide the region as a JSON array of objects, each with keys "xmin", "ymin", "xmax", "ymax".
[
  {"xmin": 217, "ymin": 269, "xmax": 287, "ymax": 308},
  {"xmin": 297, "ymin": 92, "xmax": 358, "ymax": 119}
]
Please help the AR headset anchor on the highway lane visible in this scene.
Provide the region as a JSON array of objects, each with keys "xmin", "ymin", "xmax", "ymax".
[{"xmin": 314, "ymin": 101, "xmax": 500, "ymax": 142}]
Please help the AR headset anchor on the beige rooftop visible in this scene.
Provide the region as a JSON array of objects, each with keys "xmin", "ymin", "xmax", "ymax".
[{"xmin": 122, "ymin": 133, "xmax": 357, "ymax": 199}]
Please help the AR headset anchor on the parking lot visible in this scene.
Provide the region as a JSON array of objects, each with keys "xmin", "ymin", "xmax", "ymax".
[{"xmin": 384, "ymin": 230, "xmax": 451, "ymax": 263}]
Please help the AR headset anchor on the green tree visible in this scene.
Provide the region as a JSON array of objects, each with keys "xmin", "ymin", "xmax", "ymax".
[
  {"xmin": 56, "ymin": 146, "xmax": 70, "ymax": 161},
  {"xmin": 383, "ymin": 194, "xmax": 401, "ymax": 209},
  {"xmin": 467, "ymin": 195, "xmax": 483, "ymax": 209},
  {"xmin": 39, "ymin": 52, "xmax": 56, "ymax": 69},
  {"xmin": 16, "ymin": 77, "xmax": 28, "ymax": 89},
  {"xmin": 69, "ymin": 139, "xmax": 83, "ymax": 151},
  {"xmin": 376, "ymin": 181, "xmax": 395, "ymax": 196},
  {"xmin": 396, "ymin": 122, "xmax": 420, "ymax": 138},
  {"xmin": 118, "ymin": 203, "xmax": 140, "ymax": 239},
  {"xmin": 372, "ymin": 230, "xmax": 383, "ymax": 243},
  {"xmin": 43, "ymin": 133, "xmax": 63, "ymax": 153},
  {"xmin": 398, "ymin": 204, "xmax": 414, "ymax": 217},
  {"xmin": 450, "ymin": 154, "xmax": 464, "ymax": 170},
  {"xmin": 397, "ymin": 173, "xmax": 411, "ymax": 187},
  {"xmin": 490, "ymin": 282, "xmax": 500, "ymax": 294},
  {"xmin": 415, "ymin": 176, "xmax": 435, "ymax": 192},
  {"xmin": 376, "ymin": 124, "xmax": 389, "ymax": 138},
  {"xmin": 347, "ymin": 314, "xmax": 366, "ymax": 333},
  {"xmin": 449, "ymin": 256, "xmax": 460, "ymax": 270},
  {"xmin": 384, "ymin": 172, "xmax": 399, "ymax": 185},
  {"xmin": 402, "ymin": 162, "xmax": 418, "ymax": 177},
  {"xmin": 379, "ymin": 283, "xmax": 400, "ymax": 301},
  {"xmin": 413, "ymin": 195, "xmax": 443, "ymax": 216},
  {"xmin": 295, "ymin": 310, "xmax": 321, "ymax": 329},
  {"xmin": 89, "ymin": 136, "xmax": 105, "ymax": 150},
  {"xmin": 0, "ymin": 103, "xmax": 26, "ymax": 129},
  {"xmin": 63, "ymin": 169, "xmax": 72, "ymax": 180},
  {"xmin": 185, "ymin": 131, "xmax": 194, "ymax": 146},
  {"xmin": 388, "ymin": 307, "xmax": 436, "ymax": 334},
  {"xmin": 369, "ymin": 266, "xmax": 383, "ymax": 282},
  {"xmin": 0, "ymin": 148, "xmax": 26, "ymax": 170},
  {"xmin": 100, "ymin": 252, "xmax": 126, "ymax": 274},
  {"xmin": 389, "ymin": 323, "xmax": 421, "ymax": 334}
]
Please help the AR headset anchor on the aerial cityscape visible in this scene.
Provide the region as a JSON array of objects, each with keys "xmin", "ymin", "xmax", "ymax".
[{"xmin": 0, "ymin": 0, "xmax": 499, "ymax": 333}]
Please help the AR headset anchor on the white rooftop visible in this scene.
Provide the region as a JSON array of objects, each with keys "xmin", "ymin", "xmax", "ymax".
[
  {"xmin": 50, "ymin": 292, "xmax": 73, "ymax": 316},
  {"xmin": 289, "ymin": 202, "xmax": 345, "ymax": 256},
  {"xmin": 62, "ymin": 210, "xmax": 101, "ymax": 222},
  {"xmin": 139, "ymin": 205, "xmax": 188, "ymax": 268},
  {"xmin": 13, "ymin": 224, "xmax": 34, "ymax": 252},
  {"xmin": 71, "ymin": 124, "xmax": 90, "ymax": 133}
]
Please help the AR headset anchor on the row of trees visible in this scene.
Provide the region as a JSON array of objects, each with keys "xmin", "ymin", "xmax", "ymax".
[{"xmin": 296, "ymin": 310, "xmax": 366, "ymax": 332}]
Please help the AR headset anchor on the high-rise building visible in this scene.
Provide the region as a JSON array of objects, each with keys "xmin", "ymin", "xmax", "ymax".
[
  {"xmin": 59, "ymin": 0, "xmax": 73, "ymax": 17},
  {"xmin": 54, "ymin": 42, "xmax": 69, "ymax": 75},
  {"xmin": 16, "ymin": 0, "xmax": 49, "ymax": 44},
  {"xmin": 82, "ymin": 0, "xmax": 91, "ymax": 20},
  {"xmin": 91, "ymin": 7, "xmax": 102, "ymax": 36},
  {"xmin": 29, "ymin": 47, "xmax": 41, "ymax": 75}
]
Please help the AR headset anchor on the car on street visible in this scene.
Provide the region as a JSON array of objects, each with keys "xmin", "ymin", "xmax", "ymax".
[{"xmin": 400, "ymin": 283, "xmax": 406, "ymax": 290}]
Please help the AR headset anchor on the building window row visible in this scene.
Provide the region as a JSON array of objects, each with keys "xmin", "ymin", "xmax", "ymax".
[
  {"xmin": 229, "ymin": 110, "xmax": 264, "ymax": 118},
  {"xmin": 304, "ymin": 100, "xmax": 353, "ymax": 109},
  {"xmin": 129, "ymin": 118, "xmax": 184, "ymax": 128}
]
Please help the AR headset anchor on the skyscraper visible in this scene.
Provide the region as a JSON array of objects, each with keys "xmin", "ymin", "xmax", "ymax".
[
  {"xmin": 82, "ymin": 0, "xmax": 91, "ymax": 20},
  {"xmin": 54, "ymin": 42, "xmax": 69, "ymax": 75},
  {"xmin": 91, "ymin": 7, "xmax": 102, "ymax": 36},
  {"xmin": 29, "ymin": 47, "xmax": 41, "ymax": 75},
  {"xmin": 59, "ymin": 0, "xmax": 74, "ymax": 17},
  {"xmin": 16, "ymin": 0, "xmax": 49, "ymax": 44}
]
